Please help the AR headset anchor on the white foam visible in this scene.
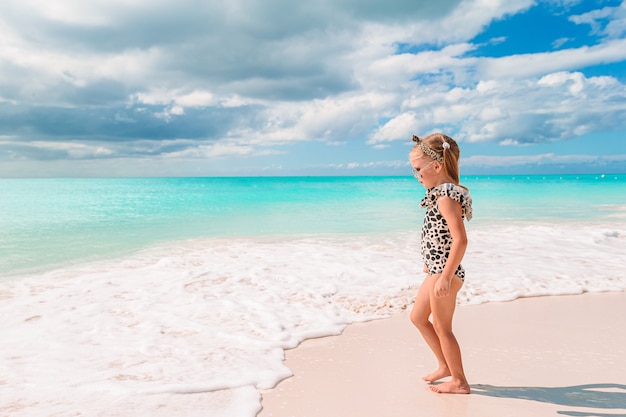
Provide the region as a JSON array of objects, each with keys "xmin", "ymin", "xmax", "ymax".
[{"xmin": 1, "ymin": 221, "xmax": 625, "ymax": 416}]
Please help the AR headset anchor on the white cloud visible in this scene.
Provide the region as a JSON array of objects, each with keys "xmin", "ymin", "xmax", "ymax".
[
  {"xmin": 0, "ymin": 0, "xmax": 625, "ymax": 176},
  {"xmin": 0, "ymin": 140, "xmax": 114, "ymax": 159},
  {"xmin": 463, "ymin": 153, "xmax": 626, "ymax": 167},
  {"xmin": 476, "ymin": 38, "xmax": 626, "ymax": 79},
  {"xmin": 570, "ymin": 1, "xmax": 626, "ymax": 38},
  {"xmin": 164, "ymin": 142, "xmax": 254, "ymax": 159},
  {"xmin": 552, "ymin": 37, "xmax": 571, "ymax": 49},
  {"xmin": 132, "ymin": 89, "xmax": 215, "ymax": 108},
  {"xmin": 369, "ymin": 112, "xmax": 420, "ymax": 143},
  {"xmin": 324, "ymin": 160, "xmax": 408, "ymax": 170}
]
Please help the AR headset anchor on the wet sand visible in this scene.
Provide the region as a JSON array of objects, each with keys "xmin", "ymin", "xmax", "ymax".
[{"xmin": 259, "ymin": 291, "xmax": 626, "ymax": 417}]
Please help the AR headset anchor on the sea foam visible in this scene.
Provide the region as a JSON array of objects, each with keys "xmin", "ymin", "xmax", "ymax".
[
  {"xmin": 2, "ymin": 175, "xmax": 625, "ymax": 416},
  {"xmin": 1, "ymin": 220, "xmax": 625, "ymax": 416}
]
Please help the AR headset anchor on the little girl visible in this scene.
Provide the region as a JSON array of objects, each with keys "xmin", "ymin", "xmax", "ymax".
[{"xmin": 409, "ymin": 133, "xmax": 472, "ymax": 394}]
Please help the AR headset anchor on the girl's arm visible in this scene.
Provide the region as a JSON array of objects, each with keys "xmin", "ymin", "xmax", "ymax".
[{"xmin": 434, "ymin": 196, "xmax": 468, "ymax": 297}]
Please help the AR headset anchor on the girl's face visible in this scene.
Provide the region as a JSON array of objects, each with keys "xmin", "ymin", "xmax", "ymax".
[{"xmin": 410, "ymin": 149, "xmax": 440, "ymax": 188}]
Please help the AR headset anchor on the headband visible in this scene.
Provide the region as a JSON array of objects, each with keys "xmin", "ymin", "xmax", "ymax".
[{"xmin": 412, "ymin": 135, "xmax": 447, "ymax": 163}]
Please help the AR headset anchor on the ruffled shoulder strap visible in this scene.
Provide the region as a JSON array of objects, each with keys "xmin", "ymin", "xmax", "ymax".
[{"xmin": 420, "ymin": 183, "xmax": 473, "ymax": 221}]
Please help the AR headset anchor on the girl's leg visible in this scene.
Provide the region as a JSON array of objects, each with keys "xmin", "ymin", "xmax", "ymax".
[
  {"xmin": 428, "ymin": 275, "xmax": 470, "ymax": 394},
  {"xmin": 409, "ymin": 274, "xmax": 451, "ymax": 382}
]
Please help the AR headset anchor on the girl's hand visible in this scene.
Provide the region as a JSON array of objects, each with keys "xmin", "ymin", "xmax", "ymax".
[{"xmin": 434, "ymin": 276, "xmax": 452, "ymax": 298}]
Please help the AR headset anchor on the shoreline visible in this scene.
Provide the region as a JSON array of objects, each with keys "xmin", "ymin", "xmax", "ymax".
[{"xmin": 259, "ymin": 291, "xmax": 626, "ymax": 417}]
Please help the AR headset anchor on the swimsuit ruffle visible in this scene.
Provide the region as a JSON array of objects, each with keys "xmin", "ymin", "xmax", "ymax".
[{"xmin": 420, "ymin": 183, "xmax": 473, "ymax": 221}]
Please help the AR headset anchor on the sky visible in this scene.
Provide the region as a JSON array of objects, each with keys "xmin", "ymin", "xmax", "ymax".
[{"xmin": 0, "ymin": 0, "xmax": 625, "ymax": 177}]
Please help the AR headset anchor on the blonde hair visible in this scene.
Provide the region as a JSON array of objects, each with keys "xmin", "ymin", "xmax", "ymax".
[{"xmin": 412, "ymin": 133, "xmax": 467, "ymax": 190}]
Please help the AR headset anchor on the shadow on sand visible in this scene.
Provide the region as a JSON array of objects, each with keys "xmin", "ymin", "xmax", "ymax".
[{"xmin": 471, "ymin": 383, "xmax": 626, "ymax": 417}]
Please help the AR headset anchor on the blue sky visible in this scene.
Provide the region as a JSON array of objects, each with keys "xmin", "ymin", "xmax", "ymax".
[{"xmin": 0, "ymin": 0, "xmax": 625, "ymax": 177}]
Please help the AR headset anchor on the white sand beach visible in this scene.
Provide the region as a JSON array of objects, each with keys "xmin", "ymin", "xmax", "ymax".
[{"xmin": 259, "ymin": 291, "xmax": 626, "ymax": 417}]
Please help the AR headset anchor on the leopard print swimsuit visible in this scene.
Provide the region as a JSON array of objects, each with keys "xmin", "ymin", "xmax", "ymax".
[{"xmin": 420, "ymin": 183, "xmax": 473, "ymax": 280}]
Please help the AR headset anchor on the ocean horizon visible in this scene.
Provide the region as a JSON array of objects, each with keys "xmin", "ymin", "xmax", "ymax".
[
  {"xmin": 1, "ymin": 174, "xmax": 625, "ymax": 416},
  {"xmin": 2, "ymin": 174, "xmax": 624, "ymax": 278}
]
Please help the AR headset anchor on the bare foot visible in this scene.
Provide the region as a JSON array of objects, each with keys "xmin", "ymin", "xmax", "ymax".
[
  {"xmin": 422, "ymin": 367, "xmax": 451, "ymax": 383},
  {"xmin": 429, "ymin": 380, "xmax": 470, "ymax": 394}
]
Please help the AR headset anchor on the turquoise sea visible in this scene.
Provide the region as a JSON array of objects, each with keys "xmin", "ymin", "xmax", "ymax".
[
  {"xmin": 0, "ymin": 174, "xmax": 624, "ymax": 278},
  {"xmin": 1, "ymin": 174, "xmax": 625, "ymax": 416}
]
